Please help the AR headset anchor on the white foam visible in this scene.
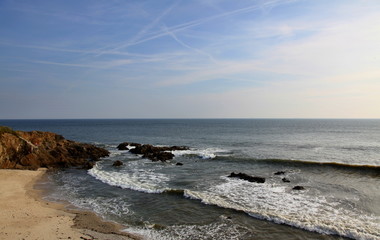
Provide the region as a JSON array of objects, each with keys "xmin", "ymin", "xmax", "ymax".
[
  {"xmin": 72, "ymin": 196, "xmax": 133, "ymax": 217},
  {"xmin": 184, "ymin": 178, "xmax": 380, "ymax": 240},
  {"xmin": 45, "ymin": 173, "xmax": 133, "ymax": 219},
  {"xmin": 127, "ymin": 220, "xmax": 251, "ymax": 240},
  {"xmin": 88, "ymin": 161, "xmax": 171, "ymax": 194},
  {"xmin": 108, "ymin": 149, "xmax": 128, "ymax": 157},
  {"xmin": 127, "ymin": 145, "xmax": 136, "ymax": 150},
  {"xmin": 171, "ymin": 148, "xmax": 230, "ymax": 159}
]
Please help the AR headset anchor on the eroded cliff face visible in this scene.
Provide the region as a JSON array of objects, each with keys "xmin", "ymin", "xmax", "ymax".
[{"xmin": 0, "ymin": 127, "xmax": 109, "ymax": 170}]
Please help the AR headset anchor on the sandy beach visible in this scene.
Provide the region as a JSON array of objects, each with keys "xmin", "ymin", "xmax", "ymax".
[{"xmin": 0, "ymin": 169, "xmax": 138, "ymax": 240}]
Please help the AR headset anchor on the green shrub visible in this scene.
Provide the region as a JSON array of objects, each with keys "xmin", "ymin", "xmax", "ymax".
[{"xmin": 0, "ymin": 126, "xmax": 18, "ymax": 136}]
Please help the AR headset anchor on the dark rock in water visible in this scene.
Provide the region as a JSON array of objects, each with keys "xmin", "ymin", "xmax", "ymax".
[
  {"xmin": 82, "ymin": 161, "xmax": 95, "ymax": 169},
  {"xmin": 143, "ymin": 151, "xmax": 174, "ymax": 162},
  {"xmin": 0, "ymin": 127, "xmax": 109, "ymax": 170},
  {"xmin": 117, "ymin": 142, "xmax": 129, "ymax": 150},
  {"xmin": 112, "ymin": 160, "xmax": 123, "ymax": 167},
  {"xmin": 125, "ymin": 142, "xmax": 189, "ymax": 162},
  {"xmin": 129, "ymin": 144, "xmax": 188, "ymax": 155},
  {"xmin": 176, "ymin": 162, "xmax": 183, "ymax": 166},
  {"xmin": 292, "ymin": 186, "xmax": 305, "ymax": 190},
  {"xmin": 117, "ymin": 142, "xmax": 141, "ymax": 150},
  {"xmin": 228, "ymin": 172, "xmax": 265, "ymax": 183},
  {"xmin": 169, "ymin": 146, "xmax": 190, "ymax": 151},
  {"xmin": 129, "ymin": 144, "xmax": 155, "ymax": 155},
  {"xmin": 274, "ymin": 171, "xmax": 286, "ymax": 175},
  {"xmin": 282, "ymin": 178, "xmax": 290, "ymax": 183}
]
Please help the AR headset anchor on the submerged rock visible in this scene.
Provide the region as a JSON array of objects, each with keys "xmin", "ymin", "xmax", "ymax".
[
  {"xmin": 292, "ymin": 186, "xmax": 305, "ymax": 190},
  {"xmin": 274, "ymin": 171, "xmax": 286, "ymax": 175},
  {"xmin": 176, "ymin": 162, "xmax": 183, "ymax": 166},
  {"xmin": 0, "ymin": 126, "xmax": 109, "ymax": 170},
  {"xmin": 282, "ymin": 178, "xmax": 291, "ymax": 183},
  {"xmin": 228, "ymin": 172, "xmax": 265, "ymax": 183},
  {"xmin": 112, "ymin": 160, "xmax": 123, "ymax": 167}
]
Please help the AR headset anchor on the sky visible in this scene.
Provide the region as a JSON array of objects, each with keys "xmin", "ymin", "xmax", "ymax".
[{"xmin": 0, "ymin": 0, "xmax": 379, "ymax": 119}]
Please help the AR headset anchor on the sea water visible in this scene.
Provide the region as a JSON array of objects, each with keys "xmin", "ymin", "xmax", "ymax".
[{"xmin": 1, "ymin": 119, "xmax": 379, "ymax": 240}]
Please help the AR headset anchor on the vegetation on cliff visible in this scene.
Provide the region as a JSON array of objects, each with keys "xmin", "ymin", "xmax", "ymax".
[{"xmin": 0, "ymin": 126, "xmax": 17, "ymax": 136}]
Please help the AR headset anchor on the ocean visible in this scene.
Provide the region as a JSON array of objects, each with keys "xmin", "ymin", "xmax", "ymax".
[{"xmin": 1, "ymin": 119, "xmax": 379, "ymax": 240}]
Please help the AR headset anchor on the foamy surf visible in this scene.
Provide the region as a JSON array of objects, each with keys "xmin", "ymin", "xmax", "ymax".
[
  {"xmin": 127, "ymin": 220, "xmax": 252, "ymax": 240},
  {"xmin": 88, "ymin": 161, "xmax": 171, "ymax": 194},
  {"xmin": 184, "ymin": 178, "xmax": 380, "ymax": 240},
  {"xmin": 171, "ymin": 148, "xmax": 231, "ymax": 159}
]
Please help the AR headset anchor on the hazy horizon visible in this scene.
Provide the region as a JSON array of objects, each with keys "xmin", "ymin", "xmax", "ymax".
[
  {"xmin": 1, "ymin": 117, "xmax": 380, "ymax": 121},
  {"xmin": 1, "ymin": 0, "xmax": 379, "ymax": 119}
]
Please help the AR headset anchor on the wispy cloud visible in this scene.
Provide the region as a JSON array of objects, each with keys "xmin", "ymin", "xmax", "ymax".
[
  {"xmin": 26, "ymin": 58, "xmax": 138, "ymax": 70},
  {"xmin": 2, "ymin": 0, "xmax": 380, "ymax": 118},
  {"xmin": 0, "ymin": 41, "xmax": 165, "ymax": 58},
  {"xmin": 28, "ymin": 60, "xmax": 106, "ymax": 69},
  {"xmin": 253, "ymin": 14, "xmax": 380, "ymax": 77},
  {"xmin": 146, "ymin": 8, "xmax": 380, "ymax": 99},
  {"xmin": 5, "ymin": 4, "xmax": 110, "ymax": 25}
]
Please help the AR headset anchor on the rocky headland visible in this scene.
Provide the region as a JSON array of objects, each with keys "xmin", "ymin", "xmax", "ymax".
[{"xmin": 0, "ymin": 126, "xmax": 109, "ymax": 170}]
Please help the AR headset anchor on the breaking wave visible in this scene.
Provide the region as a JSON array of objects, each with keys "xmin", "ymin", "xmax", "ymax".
[
  {"xmin": 171, "ymin": 148, "xmax": 231, "ymax": 159},
  {"xmin": 184, "ymin": 178, "xmax": 380, "ymax": 240},
  {"xmin": 88, "ymin": 162, "xmax": 171, "ymax": 194}
]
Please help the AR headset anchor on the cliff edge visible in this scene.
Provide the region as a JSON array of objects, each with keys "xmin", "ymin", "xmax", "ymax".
[{"xmin": 0, "ymin": 126, "xmax": 109, "ymax": 170}]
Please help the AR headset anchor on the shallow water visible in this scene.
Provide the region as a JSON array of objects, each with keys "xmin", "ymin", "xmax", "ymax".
[{"xmin": 2, "ymin": 119, "xmax": 380, "ymax": 240}]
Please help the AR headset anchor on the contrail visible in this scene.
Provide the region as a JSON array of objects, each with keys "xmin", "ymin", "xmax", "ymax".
[
  {"xmin": 97, "ymin": 1, "xmax": 180, "ymax": 56},
  {"xmin": 115, "ymin": 0, "xmax": 285, "ymax": 49},
  {"xmin": 162, "ymin": 24, "xmax": 217, "ymax": 63}
]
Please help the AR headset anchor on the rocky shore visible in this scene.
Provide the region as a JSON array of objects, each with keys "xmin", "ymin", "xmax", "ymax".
[
  {"xmin": 0, "ymin": 126, "xmax": 109, "ymax": 170},
  {"xmin": 0, "ymin": 126, "xmax": 138, "ymax": 240}
]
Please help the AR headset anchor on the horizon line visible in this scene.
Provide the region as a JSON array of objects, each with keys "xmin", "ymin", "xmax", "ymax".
[{"xmin": 1, "ymin": 117, "xmax": 379, "ymax": 121}]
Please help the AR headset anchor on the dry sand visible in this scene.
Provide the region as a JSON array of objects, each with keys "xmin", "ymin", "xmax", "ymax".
[{"xmin": 0, "ymin": 169, "xmax": 140, "ymax": 240}]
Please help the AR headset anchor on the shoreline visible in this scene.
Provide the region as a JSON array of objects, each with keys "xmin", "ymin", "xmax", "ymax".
[{"xmin": 0, "ymin": 169, "xmax": 140, "ymax": 240}]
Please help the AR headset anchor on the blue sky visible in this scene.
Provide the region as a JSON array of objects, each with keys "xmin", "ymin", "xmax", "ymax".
[{"xmin": 1, "ymin": 0, "xmax": 379, "ymax": 119}]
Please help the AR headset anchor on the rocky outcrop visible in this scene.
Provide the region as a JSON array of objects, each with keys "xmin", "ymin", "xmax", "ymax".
[
  {"xmin": 117, "ymin": 142, "xmax": 141, "ymax": 150},
  {"xmin": 129, "ymin": 144, "xmax": 189, "ymax": 155},
  {"xmin": 227, "ymin": 172, "xmax": 265, "ymax": 183},
  {"xmin": 122, "ymin": 142, "xmax": 189, "ymax": 162},
  {"xmin": 0, "ymin": 126, "xmax": 109, "ymax": 170},
  {"xmin": 143, "ymin": 151, "xmax": 174, "ymax": 162}
]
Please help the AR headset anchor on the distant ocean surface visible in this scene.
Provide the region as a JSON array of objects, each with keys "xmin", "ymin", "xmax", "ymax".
[{"xmin": 1, "ymin": 119, "xmax": 379, "ymax": 240}]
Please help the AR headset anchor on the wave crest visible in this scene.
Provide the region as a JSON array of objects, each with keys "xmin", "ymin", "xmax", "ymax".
[
  {"xmin": 184, "ymin": 179, "xmax": 380, "ymax": 240},
  {"xmin": 172, "ymin": 148, "xmax": 231, "ymax": 159},
  {"xmin": 88, "ymin": 163, "xmax": 170, "ymax": 194}
]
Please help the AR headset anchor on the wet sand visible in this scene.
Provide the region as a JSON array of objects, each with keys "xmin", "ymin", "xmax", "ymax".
[{"xmin": 0, "ymin": 169, "xmax": 140, "ymax": 240}]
